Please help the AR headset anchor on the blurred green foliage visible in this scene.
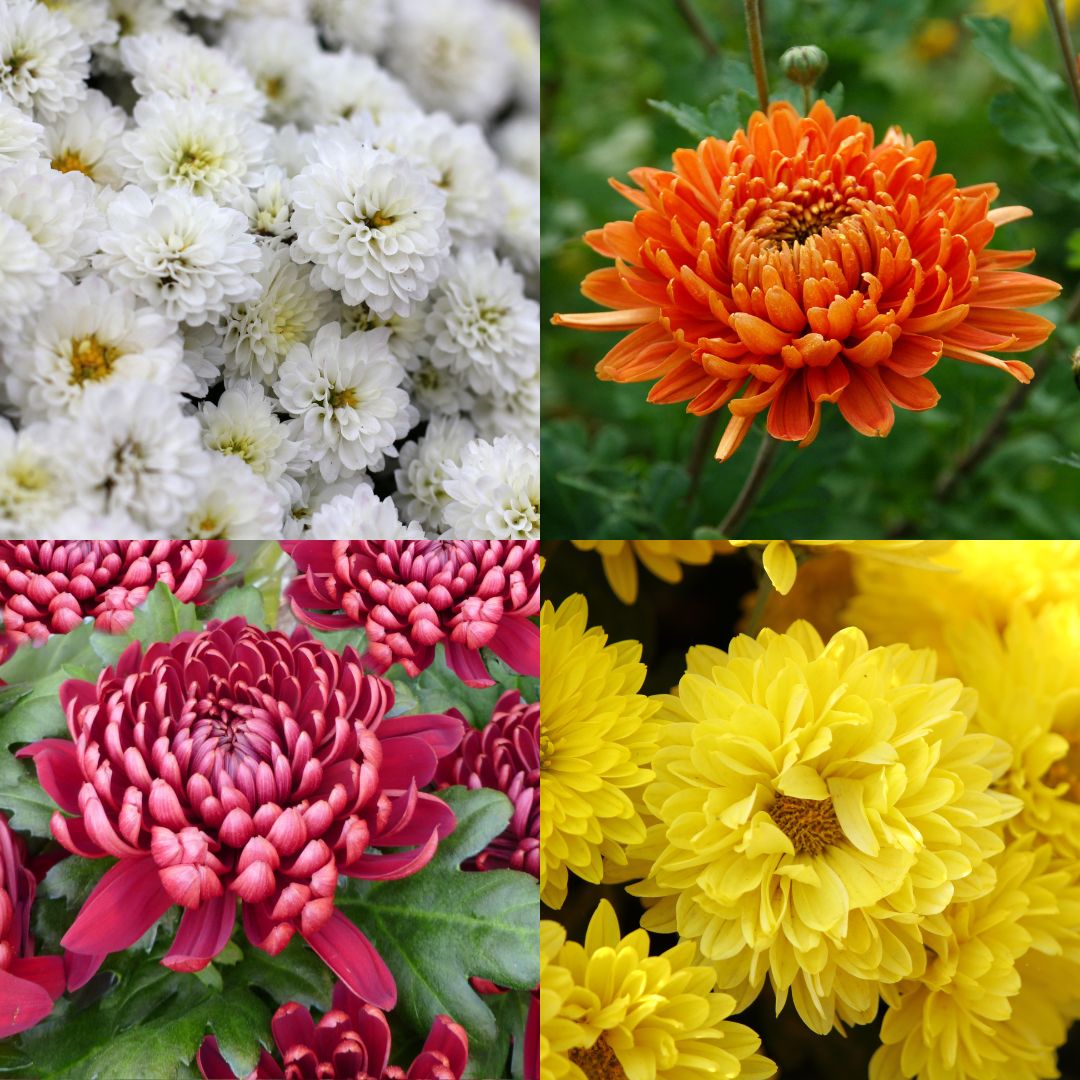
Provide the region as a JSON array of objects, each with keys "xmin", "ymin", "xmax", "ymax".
[{"xmin": 541, "ymin": 0, "xmax": 1080, "ymax": 538}]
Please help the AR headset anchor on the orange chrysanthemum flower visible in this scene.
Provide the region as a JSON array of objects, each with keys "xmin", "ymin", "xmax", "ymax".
[{"xmin": 554, "ymin": 101, "xmax": 1061, "ymax": 460}]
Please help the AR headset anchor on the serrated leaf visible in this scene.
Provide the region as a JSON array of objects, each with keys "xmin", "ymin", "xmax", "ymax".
[
  {"xmin": 40, "ymin": 854, "xmax": 112, "ymax": 907},
  {"xmin": 123, "ymin": 582, "xmax": 202, "ymax": 648},
  {"xmin": 337, "ymin": 787, "xmax": 539, "ymax": 1075},
  {"xmin": 0, "ymin": 623, "xmax": 97, "ymax": 685},
  {"xmin": 206, "ymin": 586, "xmax": 267, "ymax": 630}
]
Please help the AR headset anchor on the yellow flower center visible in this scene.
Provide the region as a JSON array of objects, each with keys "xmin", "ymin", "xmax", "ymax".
[
  {"xmin": 365, "ymin": 210, "xmax": 395, "ymax": 229},
  {"xmin": 175, "ymin": 143, "xmax": 215, "ymax": 180},
  {"xmin": 52, "ymin": 150, "xmax": 92, "ymax": 177},
  {"xmin": 329, "ymin": 387, "xmax": 358, "ymax": 410},
  {"xmin": 769, "ymin": 794, "xmax": 846, "ymax": 855},
  {"xmin": 539, "ymin": 732, "xmax": 554, "ymax": 770},
  {"xmin": 569, "ymin": 1035, "xmax": 627, "ymax": 1080},
  {"xmin": 261, "ymin": 74, "xmax": 284, "ymax": 99},
  {"xmin": 1045, "ymin": 732, "xmax": 1080, "ymax": 801},
  {"xmin": 751, "ymin": 174, "xmax": 864, "ymax": 246},
  {"xmin": 68, "ymin": 336, "xmax": 121, "ymax": 385}
]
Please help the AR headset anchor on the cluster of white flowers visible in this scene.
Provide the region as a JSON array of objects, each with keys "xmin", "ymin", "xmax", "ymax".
[{"xmin": 0, "ymin": 0, "xmax": 539, "ymax": 539}]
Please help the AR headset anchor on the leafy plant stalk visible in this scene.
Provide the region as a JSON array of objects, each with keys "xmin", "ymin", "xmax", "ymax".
[
  {"xmin": 744, "ymin": 0, "xmax": 770, "ymax": 110},
  {"xmin": 1045, "ymin": 0, "xmax": 1080, "ymax": 118},
  {"xmin": 719, "ymin": 435, "xmax": 780, "ymax": 536},
  {"xmin": 672, "ymin": 0, "xmax": 718, "ymax": 57}
]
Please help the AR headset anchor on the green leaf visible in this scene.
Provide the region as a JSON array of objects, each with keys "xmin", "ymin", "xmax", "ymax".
[
  {"xmin": 337, "ymin": 787, "xmax": 539, "ymax": 1075},
  {"xmin": 206, "ymin": 585, "xmax": 267, "ymax": 630},
  {"xmin": 0, "ymin": 623, "xmax": 97, "ymax": 685},
  {"xmin": 306, "ymin": 626, "xmax": 367, "ymax": 654}
]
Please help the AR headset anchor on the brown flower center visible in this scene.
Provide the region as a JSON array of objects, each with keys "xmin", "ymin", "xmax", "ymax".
[
  {"xmin": 329, "ymin": 386, "xmax": 358, "ymax": 410},
  {"xmin": 769, "ymin": 793, "xmax": 845, "ymax": 855},
  {"xmin": 52, "ymin": 150, "xmax": 93, "ymax": 177},
  {"xmin": 68, "ymin": 336, "xmax": 121, "ymax": 384},
  {"xmin": 569, "ymin": 1035, "xmax": 628, "ymax": 1080},
  {"xmin": 750, "ymin": 175, "xmax": 865, "ymax": 247},
  {"xmin": 365, "ymin": 210, "xmax": 395, "ymax": 229},
  {"xmin": 1045, "ymin": 731, "xmax": 1080, "ymax": 801}
]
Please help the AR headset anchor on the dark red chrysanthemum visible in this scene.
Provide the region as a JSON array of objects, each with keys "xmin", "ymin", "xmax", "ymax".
[
  {"xmin": 0, "ymin": 540, "xmax": 233, "ymax": 657},
  {"xmin": 0, "ymin": 813, "xmax": 64, "ymax": 1037},
  {"xmin": 20, "ymin": 618, "xmax": 463, "ymax": 1007},
  {"xmin": 435, "ymin": 691, "xmax": 539, "ymax": 878},
  {"xmin": 282, "ymin": 542, "xmax": 541, "ymax": 689},
  {"xmin": 197, "ymin": 981, "xmax": 468, "ymax": 1080}
]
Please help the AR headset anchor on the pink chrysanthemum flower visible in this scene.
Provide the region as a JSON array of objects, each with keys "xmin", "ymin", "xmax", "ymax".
[
  {"xmin": 0, "ymin": 813, "xmax": 64, "ymax": 1038},
  {"xmin": 282, "ymin": 541, "xmax": 541, "ymax": 689},
  {"xmin": 197, "ymin": 981, "xmax": 469, "ymax": 1080},
  {"xmin": 20, "ymin": 618, "xmax": 462, "ymax": 1007},
  {"xmin": 0, "ymin": 540, "xmax": 232, "ymax": 654},
  {"xmin": 435, "ymin": 690, "xmax": 539, "ymax": 878}
]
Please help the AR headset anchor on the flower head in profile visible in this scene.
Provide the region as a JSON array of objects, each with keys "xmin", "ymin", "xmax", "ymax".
[
  {"xmin": 571, "ymin": 539, "xmax": 730, "ymax": 604},
  {"xmin": 0, "ymin": 813, "xmax": 64, "ymax": 1038},
  {"xmin": 284, "ymin": 541, "xmax": 540, "ymax": 687},
  {"xmin": 554, "ymin": 101, "xmax": 1060, "ymax": 460},
  {"xmin": 0, "ymin": 540, "xmax": 231, "ymax": 650},
  {"xmin": 21, "ymin": 619, "xmax": 462, "ymax": 1006},
  {"xmin": 540, "ymin": 900, "xmax": 774, "ymax": 1080},
  {"xmin": 871, "ymin": 838, "xmax": 1080, "ymax": 1080},
  {"xmin": 630, "ymin": 622, "xmax": 1018, "ymax": 1033},
  {"xmin": 436, "ymin": 690, "xmax": 539, "ymax": 878},
  {"xmin": 198, "ymin": 980, "xmax": 468, "ymax": 1080},
  {"xmin": 539, "ymin": 595, "xmax": 659, "ymax": 909}
]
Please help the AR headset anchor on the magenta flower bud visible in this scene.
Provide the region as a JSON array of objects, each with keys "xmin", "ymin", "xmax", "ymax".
[
  {"xmin": 197, "ymin": 981, "xmax": 469, "ymax": 1080},
  {"xmin": 20, "ymin": 619, "xmax": 464, "ymax": 1008},
  {"xmin": 0, "ymin": 814, "xmax": 64, "ymax": 1038},
  {"xmin": 435, "ymin": 691, "xmax": 539, "ymax": 878},
  {"xmin": 282, "ymin": 542, "xmax": 540, "ymax": 688},
  {"xmin": 0, "ymin": 541, "xmax": 233, "ymax": 656}
]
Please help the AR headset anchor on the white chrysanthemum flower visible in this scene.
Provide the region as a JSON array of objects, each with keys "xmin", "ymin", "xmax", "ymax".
[
  {"xmin": 185, "ymin": 453, "xmax": 285, "ymax": 537},
  {"xmin": 0, "ymin": 0, "xmax": 89, "ymax": 121},
  {"xmin": 273, "ymin": 123, "xmax": 315, "ymax": 178},
  {"xmin": 0, "ymin": 418, "xmax": 71, "ymax": 532},
  {"xmin": 199, "ymin": 379, "xmax": 301, "ymax": 504},
  {"xmin": 291, "ymin": 134, "xmax": 448, "ymax": 318},
  {"xmin": 496, "ymin": 167, "xmax": 539, "ymax": 276},
  {"xmin": 473, "ymin": 368, "xmax": 540, "ymax": 443},
  {"xmin": 307, "ymin": 480, "xmax": 425, "ymax": 539},
  {"xmin": 94, "ymin": 185, "xmax": 261, "ymax": 326},
  {"xmin": 238, "ymin": 164, "xmax": 294, "ymax": 244},
  {"xmin": 494, "ymin": 114, "xmax": 539, "ymax": 180},
  {"xmin": 4, "ymin": 275, "xmax": 191, "ymax": 420},
  {"xmin": 40, "ymin": 0, "xmax": 117, "ymax": 48},
  {"xmin": 404, "ymin": 356, "xmax": 474, "ymax": 419},
  {"xmin": 42, "ymin": 89, "xmax": 127, "ymax": 189},
  {"xmin": 96, "ymin": 0, "xmax": 178, "ymax": 73},
  {"xmin": 303, "ymin": 50, "xmax": 419, "ymax": 125},
  {"xmin": 119, "ymin": 92, "xmax": 270, "ymax": 204},
  {"xmin": 393, "ymin": 413, "xmax": 475, "ymax": 532},
  {"xmin": 121, "ymin": 31, "xmax": 264, "ymax": 115},
  {"xmin": 425, "ymin": 248, "xmax": 538, "ymax": 395},
  {"xmin": 0, "ymin": 213, "xmax": 56, "ymax": 330},
  {"xmin": 181, "ymin": 323, "xmax": 227, "ymax": 397},
  {"xmin": 0, "ymin": 159, "xmax": 101, "ymax": 276},
  {"xmin": 337, "ymin": 299, "xmax": 428, "ymax": 368},
  {"xmin": 221, "ymin": 246, "xmax": 331, "ymax": 385},
  {"xmin": 275, "ymin": 321, "xmax": 418, "ymax": 481},
  {"xmin": 222, "ymin": 17, "xmax": 319, "ymax": 125},
  {"xmin": 442, "ymin": 434, "xmax": 539, "ymax": 539},
  {"xmin": 163, "ymin": 0, "xmax": 238, "ymax": 20},
  {"xmin": 496, "ymin": 4, "xmax": 540, "ymax": 110},
  {"xmin": 387, "ymin": 0, "xmax": 513, "ymax": 123},
  {"xmin": 0, "ymin": 99, "xmax": 43, "ymax": 165},
  {"xmin": 47, "ymin": 505, "xmax": 162, "ymax": 538},
  {"xmin": 55, "ymin": 380, "xmax": 210, "ymax": 530},
  {"xmin": 368, "ymin": 111, "xmax": 501, "ymax": 244},
  {"xmin": 311, "ymin": 0, "xmax": 391, "ymax": 54}
]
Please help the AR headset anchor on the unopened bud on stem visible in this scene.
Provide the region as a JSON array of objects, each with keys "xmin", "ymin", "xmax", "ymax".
[{"xmin": 781, "ymin": 45, "xmax": 828, "ymax": 113}]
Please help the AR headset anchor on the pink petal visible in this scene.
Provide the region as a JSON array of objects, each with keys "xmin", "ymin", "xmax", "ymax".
[
  {"xmin": 303, "ymin": 909, "xmax": 396, "ymax": 1009},
  {"xmin": 64, "ymin": 949, "xmax": 107, "ymax": 992},
  {"xmin": 341, "ymin": 828, "xmax": 440, "ymax": 881},
  {"xmin": 376, "ymin": 793, "xmax": 456, "ymax": 847},
  {"xmin": 7, "ymin": 956, "xmax": 65, "ymax": 1001},
  {"xmin": 61, "ymin": 857, "xmax": 173, "ymax": 957},
  {"xmin": 17, "ymin": 740, "xmax": 83, "ymax": 815},
  {"xmin": 0, "ymin": 969, "xmax": 55, "ymax": 1038},
  {"xmin": 444, "ymin": 642, "xmax": 493, "ymax": 689},
  {"xmin": 376, "ymin": 714, "xmax": 464, "ymax": 758},
  {"xmin": 270, "ymin": 1002, "xmax": 317, "ymax": 1057},
  {"xmin": 196, "ymin": 1036, "xmax": 239, "ymax": 1080},
  {"xmin": 487, "ymin": 617, "xmax": 539, "ymax": 677},
  {"xmin": 162, "ymin": 894, "xmax": 237, "ymax": 972},
  {"xmin": 378, "ymin": 737, "xmax": 438, "ymax": 790}
]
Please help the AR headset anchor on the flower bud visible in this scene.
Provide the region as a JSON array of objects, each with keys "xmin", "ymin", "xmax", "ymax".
[{"xmin": 780, "ymin": 45, "xmax": 829, "ymax": 87}]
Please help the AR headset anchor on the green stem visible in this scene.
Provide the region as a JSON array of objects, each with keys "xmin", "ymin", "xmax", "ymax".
[
  {"xmin": 672, "ymin": 0, "xmax": 719, "ymax": 57},
  {"xmin": 744, "ymin": 0, "xmax": 770, "ymax": 111},
  {"xmin": 720, "ymin": 436, "xmax": 780, "ymax": 536},
  {"xmin": 1045, "ymin": 0, "xmax": 1080, "ymax": 120}
]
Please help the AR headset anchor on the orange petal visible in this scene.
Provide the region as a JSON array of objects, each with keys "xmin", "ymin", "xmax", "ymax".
[
  {"xmin": 766, "ymin": 372, "xmax": 813, "ymax": 441},
  {"xmin": 941, "ymin": 342, "xmax": 1034, "ymax": 382},
  {"xmin": 729, "ymin": 313, "xmax": 792, "ymax": 355},
  {"xmin": 878, "ymin": 367, "xmax": 940, "ymax": 411},
  {"xmin": 838, "ymin": 366, "xmax": 895, "ymax": 437},
  {"xmin": 971, "ymin": 271, "xmax": 1061, "ymax": 308},
  {"xmin": 885, "ymin": 334, "xmax": 943, "ymax": 377},
  {"xmin": 987, "ymin": 205, "xmax": 1031, "ymax": 227},
  {"xmin": 715, "ymin": 413, "xmax": 756, "ymax": 462},
  {"xmin": 647, "ymin": 359, "xmax": 714, "ymax": 404},
  {"xmin": 806, "ymin": 359, "xmax": 851, "ymax": 403},
  {"xmin": 966, "ymin": 308, "xmax": 1055, "ymax": 351},
  {"xmin": 904, "ymin": 305, "xmax": 970, "ymax": 335},
  {"xmin": 764, "ymin": 287, "xmax": 807, "ymax": 334},
  {"xmin": 843, "ymin": 330, "xmax": 894, "ymax": 367},
  {"xmin": 580, "ymin": 268, "xmax": 648, "ymax": 309},
  {"xmin": 552, "ymin": 307, "xmax": 659, "ymax": 330}
]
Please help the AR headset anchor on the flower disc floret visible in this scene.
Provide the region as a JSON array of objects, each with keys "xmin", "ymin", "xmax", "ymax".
[
  {"xmin": 630, "ymin": 622, "xmax": 1019, "ymax": 1033},
  {"xmin": 21, "ymin": 618, "xmax": 463, "ymax": 1006}
]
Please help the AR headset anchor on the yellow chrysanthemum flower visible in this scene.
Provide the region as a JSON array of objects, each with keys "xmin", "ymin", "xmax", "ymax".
[
  {"xmin": 541, "ymin": 921, "xmax": 578, "ymax": 1080},
  {"xmin": 730, "ymin": 541, "xmax": 952, "ymax": 595},
  {"xmin": 541, "ymin": 900, "xmax": 776, "ymax": 1080},
  {"xmin": 871, "ymin": 838, "xmax": 1080, "ymax": 1080},
  {"xmin": 947, "ymin": 604, "xmax": 1080, "ymax": 860},
  {"xmin": 539, "ymin": 594, "xmax": 660, "ymax": 908},
  {"xmin": 570, "ymin": 540, "xmax": 731, "ymax": 604},
  {"xmin": 845, "ymin": 540, "xmax": 1080, "ymax": 674},
  {"xmin": 630, "ymin": 622, "xmax": 1019, "ymax": 1034},
  {"xmin": 978, "ymin": 0, "xmax": 1079, "ymax": 38}
]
